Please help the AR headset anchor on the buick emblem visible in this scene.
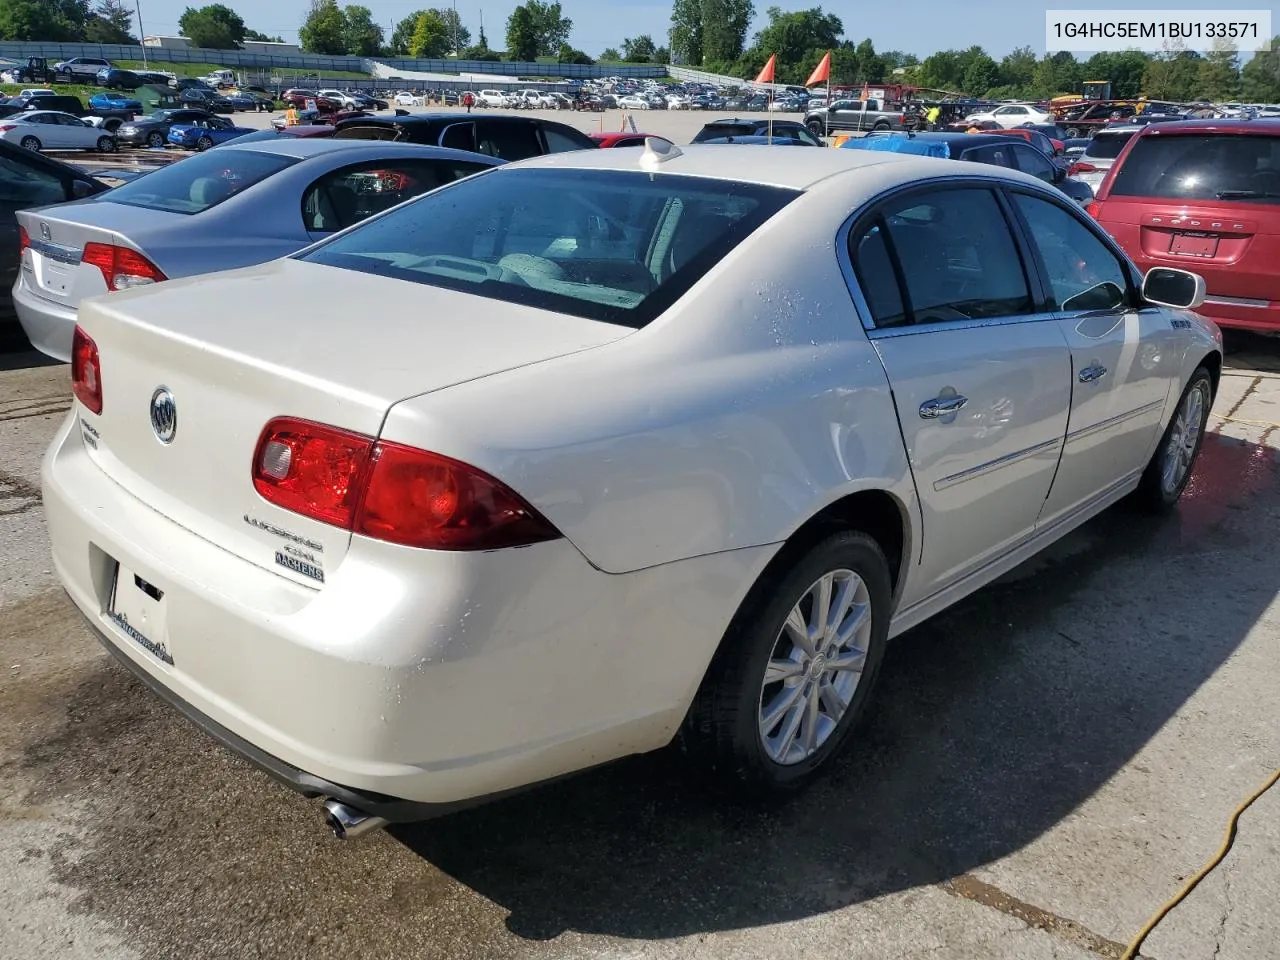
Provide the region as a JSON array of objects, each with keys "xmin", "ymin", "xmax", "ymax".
[
  {"xmin": 40, "ymin": 222, "xmax": 51, "ymax": 241},
  {"xmin": 149, "ymin": 387, "xmax": 177, "ymax": 444}
]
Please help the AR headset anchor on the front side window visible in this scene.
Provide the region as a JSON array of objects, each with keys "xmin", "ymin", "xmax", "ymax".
[
  {"xmin": 300, "ymin": 169, "xmax": 797, "ymax": 327},
  {"xmin": 962, "ymin": 144, "xmax": 1015, "ymax": 169},
  {"xmin": 1012, "ymin": 144, "xmax": 1056, "ymax": 183},
  {"xmin": 850, "ymin": 187, "xmax": 1033, "ymax": 328},
  {"xmin": 1014, "ymin": 193, "xmax": 1130, "ymax": 311},
  {"xmin": 301, "ymin": 159, "xmax": 491, "ymax": 233}
]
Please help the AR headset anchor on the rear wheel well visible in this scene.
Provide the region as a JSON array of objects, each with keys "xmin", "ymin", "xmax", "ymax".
[{"xmin": 767, "ymin": 491, "xmax": 908, "ymax": 596}]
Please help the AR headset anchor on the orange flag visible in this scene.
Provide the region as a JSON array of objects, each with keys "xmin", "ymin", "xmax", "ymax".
[
  {"xmin": 755, "ymin": 54, "xmax": 777, "ymax": 85},
  {"xmin": 806, "ymin": 52, "xmax": 831, "ymax": 87}
]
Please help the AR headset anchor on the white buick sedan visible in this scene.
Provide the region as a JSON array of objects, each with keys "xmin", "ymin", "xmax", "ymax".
[{"xmin": 44, "ymin": 142, "xmax": 1220, "ymax": 839}]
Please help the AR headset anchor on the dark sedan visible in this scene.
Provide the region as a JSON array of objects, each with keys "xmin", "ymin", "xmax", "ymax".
[
  {"xmin": 113, "ymin": 108, "xmax": 217, "ymax": 147},
  {"xmin": 179, "ymin": 89, "xmax": 235, "ymax": 113},
  {"xmin": 226, "ymin": 92, "xmax": 276, "ymax": 112},
  {"xmin": 692, "ymin": 118, "xmax": 823, "ymax": 146},
  {"xmin": 331, "ymin": 113, "xmax": 598, "ymax": 161}
]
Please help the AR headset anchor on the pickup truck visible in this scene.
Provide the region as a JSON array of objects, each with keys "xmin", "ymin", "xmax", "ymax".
[{"xmin": 805, "ymin": 98, "xmax": 905, "ymax": 137}]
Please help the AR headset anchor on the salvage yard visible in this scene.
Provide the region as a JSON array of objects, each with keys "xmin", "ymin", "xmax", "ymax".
[{"xmin": 1, "ymin": 336, "xmax": 1278, "ymax": 960}]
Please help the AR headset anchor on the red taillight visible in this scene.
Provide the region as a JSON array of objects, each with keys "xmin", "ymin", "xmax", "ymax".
[
  {"xmin": 0, "ymin": 125, "xmax": 15, "ymax": 133},
  {"xmin": 252, "ymin": 418, "xmax": 561, "ymax": 551},
  {"xmin": 18, "ymin": 224, "xmax": 29, "ymax": 258},
  {"xmin": 1067, "ymin": 161, "xmax": 1097, "ymax": 176},
  {"xmin": 80, "ymin": 242, "xmax": 166, "ymax": 292},
  {"xmin": 71, "ymin": 325, "xmax": 103, "ymax": 415},
  {"xmin": 1085, "ymin": 201, "xmax": 1101, "ymax": 219}
]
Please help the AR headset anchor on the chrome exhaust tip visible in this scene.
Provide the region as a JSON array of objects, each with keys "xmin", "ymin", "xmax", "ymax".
[{"xmin": 323, "ymin": 799, "xmax": 389, "ymax": 840}]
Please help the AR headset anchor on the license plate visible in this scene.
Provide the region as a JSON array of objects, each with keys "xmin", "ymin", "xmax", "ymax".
[
  {"xmin": 107, "ymin": 563, "xmax": 173, "ymax": 665},
  {"xmin": 39, "ymin": 259, "xmax": 72, "ymax": 295},
  {"xmin": 1170, "ymin": 232, "xmax": 1218, "ymax": 258}
]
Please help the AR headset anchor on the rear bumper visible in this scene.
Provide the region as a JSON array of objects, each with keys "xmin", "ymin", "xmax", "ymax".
[
  {"xmin": 13, "ymin": 274, "xmax": 75, "ymax": 363},
  {"xmin": 43, "ymin": 412, "xmax": 768, "ymax": 810}
]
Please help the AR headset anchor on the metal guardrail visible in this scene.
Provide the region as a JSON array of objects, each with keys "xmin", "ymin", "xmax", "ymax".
[{"xmin": 0, "ymin": 42, "xmax": 668, "ymax": 80}]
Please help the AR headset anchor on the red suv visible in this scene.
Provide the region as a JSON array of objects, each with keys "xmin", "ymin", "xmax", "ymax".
[{"xmin": 1088, "ymin": 119, "xmax": 1280, "ymax": 333}]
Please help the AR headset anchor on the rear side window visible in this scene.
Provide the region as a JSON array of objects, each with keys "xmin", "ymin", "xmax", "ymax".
[
  {"xmin": 542, "ymin": 125, "xmax": 596, "ymax": 153},
  {"xmin": 300, "ymin": 168, "xmax": 797, "ymax": 328},
  {"xmin": 302, "ymin": 159, "xmax": 491, "ymax": 233},
  {"xmin": 850, "ymin": 188, "xmax": 1033, "ymax": 328},
  {"xmin": 1110, "ymin": 134, "xmax": 1280, "ymax": 203},
  {"xmin": 1084, "ymin": 132, "xmax": 1135, "ymax": 159},
  {"xmin": 103, "ymin": 150, "xmax": 296, "ymax": 214},
  {"xmin": 476, "ymin": 121, "xmax": 541, "ymax": 160},
  {"xmin": 693, "ymin": 124, "xmax": 751, "ymax": 142}
]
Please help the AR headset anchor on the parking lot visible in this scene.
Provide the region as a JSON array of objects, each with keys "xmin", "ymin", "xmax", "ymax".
[{"xmin": 2, "ymin": 318, "xmax": 1278, "ymax": 959}]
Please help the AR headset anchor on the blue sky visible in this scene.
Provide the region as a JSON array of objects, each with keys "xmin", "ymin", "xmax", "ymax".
[{"xmin": 132, "ymin": 1, "xmax": 1251, "ymax": 59}]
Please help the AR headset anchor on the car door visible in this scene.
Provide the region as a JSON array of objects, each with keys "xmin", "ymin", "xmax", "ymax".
[
  {"xmin": 847, "ymin": 184, "xmax": 1071, "ymax": 596},
  {"xmin": 1007, "ymin": 190, "xmax": 1180, "ymax": 525}
]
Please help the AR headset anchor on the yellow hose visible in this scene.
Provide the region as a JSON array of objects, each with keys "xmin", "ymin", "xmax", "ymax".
[{"xmin": 1122, "ymin": 766, "xmax": 1280, "ymax": 959}]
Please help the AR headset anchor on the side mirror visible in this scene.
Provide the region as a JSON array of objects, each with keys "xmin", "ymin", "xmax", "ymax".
[{"xmin": 1143, "ymin": 267, "xmax": 1206, "ymax": 310}]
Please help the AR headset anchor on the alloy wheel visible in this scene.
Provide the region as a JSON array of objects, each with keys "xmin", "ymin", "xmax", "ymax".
[{"xmin": 1161, "ymin": 379, "xmax": 1209, "ymax": 495}]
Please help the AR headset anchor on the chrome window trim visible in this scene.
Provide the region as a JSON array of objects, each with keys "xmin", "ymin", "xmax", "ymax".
[{"xmin": 934, "ymin": 438, "xmax": 1063, "ymax": 491}]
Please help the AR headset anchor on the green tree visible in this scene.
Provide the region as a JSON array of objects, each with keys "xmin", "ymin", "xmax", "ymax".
[
  {"xmin": 853, "ymin": 38, "xmax": 883, "ymax": 84},
  {"xmin": 670, "ymin": 0, "xmax": 703, "ymax": 65},
  {"xmin": 998, "ymin": 45, "xmax": 1036, "ymax": 91},
  {"xmin": 622, "ymin": 34, "xmax": 657, "ymax": 62},
  {"xmin": 654, "ymin": 45, "xmax": 670, "ymax": 64},
  {"xmin": 83, "ymin": 0, "xmax": 134, "ymax": 42},
  {"xmin": 1198, "ymin": 40, "xmax": 1240, "ymax": 101},
  {"xmin": 750, "ymin": 5, "xmax": 840, "ymax": 68},
  {"xmin": 505, "ymin": 4, "xmax": 539, "ymax": 61},
  {"xmin": 1241, "ymin": 36, "xmax": 1280, "ymax": 101},
  {"xmin": 389, "ymin": 11, "xmax": 423, "ymax": 55},
  {"xmin": 244, "ymin": 29, "xmax": 285, "ymax": 42},
  {"xmin": 918, "ymin": 49, "xmax": 965, "ymax": 91},
  {"xmin": 879, "ymin": 50, "xmax": 918, "ymax": 71},
  {"xmin": 962, "ymin": 49, "xmax": 999, "ymax": 96},
  {"xmin": 1030, "ymin": 51, "xmax": 1081, "ymax": 98},
  {"xmin": 298, "ymin": 0, "xmax": 347, "ymax": 53},
  {"xmin": 1143, "ymin": 43, "xmax": 1201, "ymax": 101},
  {"xmin": 600, "ymin": 46, "xmax": 622, "ymax": 62},
  {"xmin": 1080, "ymin": 50, "xmax": 1149, "ymax": 99},
  {"xmin": 702, "ymin": 0, "xmax": 754, "ymax": 63},
  {"xmin": 432, "ymin": 7, "xmax": 470, "ymax": 53},
  {"xmin": 0, "ymin": 0, "xmax": 86, "ymax": 40},
  {"xmin": 178, "ymin": 3, "xmax": 246, "ymax": 48},
  {"xmin": 342, "ymin": 4, "xmax": 382, "ymax": 56},
  {"xmin": 409, "ymin": 9, "xmax": 450, "ymax": 57},
  {"xmin": 557, "ymin": 42, "xmax": 593, "ymax": 64}
]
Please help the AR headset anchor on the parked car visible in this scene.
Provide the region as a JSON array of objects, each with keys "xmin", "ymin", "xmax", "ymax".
[
  {"xmin": 1054, "ymin": 100, "xmax": 1139, "ymax": 139},
  {"xmin": 805, "ymin": 98, "xmax": 906, "ymax": 136},
  {"xmin": 52, "ymin": 57, "xmax": 111, "ymax": 82},
  {"xmin": 89, "ymin": 92, "xmax": 143, "ymax": 113},
  {"xmin": 476, "ymin": 90, "xmax": 510, "ymax": 108},
  {"xmin": 962, "ymin": 102, "xmax": 1052, "ymax": 128},
  {"xmin": 393, "ymin": 92, "xmax": 423, "ymax": 107},
  {"xmin": 1066, "ymin": 125, "xmax": 1142, "ymax": 192},
  {"xmin": 318, "ymin": 89, "xmax": 361, "ymax": 108},
  {"xmin": 225, "ymin": 125, "xmax": 337, "ymax": 144},
  {"xmin": 226, "ymin": 92, "xmax": 275, "ymax": 112},
  {"xmin": 15, "ymin": 139, "xmax": 499, "ymax": 361},
  {"xmin": 693, "ymin": 118, "xmax": 824, "ymax": 147},
  {"xmin": 848, "ymin": 132, "xmax": 1094, "ymax": 205},
  {"xmin": 1062, "ymin": 137, "xmax": 1090, "ymax": 158},
  {"xmin": 331, "ymin": 113, "xmax": 598, "ymax": 161},
  {"xmin": 349, "ymin": 92, "xmax": 388, "ymax": 111},
  {"xmin": 993, "ymin": 126, "xmax": 1065, "ymax": 161},
  {"xmin": 15, "ymin": 88, "xmax": 56, "ymax": 101},
  {"xmin": 19, "ymin": 94, "xmax": 134, "ymax": 132},
  {"xmin": 701, "ymin": 134, "xmax": 815, "ymax": 145},
  {"xmin": 167, "ymin": 115, "xmax": 256, "ymax": 150},
  {"xmin": 96, "ymin": 68, "xmax": 145, "ymax": 90},
  {"xmin": 113, "ymin": 109, "xmax": 218, "ymax": 148},
  {"xmin": 590, "ymin": 132, "xmax": 670, "ymax": 148},
  {"xmin": 179, "ymin": 89, "xmax": 236, "ymax": 114},
  {"xmin": 1089, "ymin": 118, "xmax": 1280, "ymax": 334},
  {"xmin": 1020, "ymin": 122, "xmax": 1071, "ymax": 141},
  {"xmin": 0, "ymin": 111, "xmax": 117, "ymax": 152},
  {"xmin": 42, "ymin": 145, "xmax": 1220, "ymax": 838},
  {"xmin": 617, "ymin": 94, "xmax": 650, "ymax": 110},
  {"xmin": 0, "ymin": 140, "xmax": 109, "ymax": 348}
]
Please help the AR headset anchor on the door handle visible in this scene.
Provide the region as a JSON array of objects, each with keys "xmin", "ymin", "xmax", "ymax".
[
  {"xmin": 919, "ymin": 395, "xmax": 969, "ymax": 419},
  {"xmin": 1078, "ymin": 364, "xmax": 1109, "ymax": 383}
]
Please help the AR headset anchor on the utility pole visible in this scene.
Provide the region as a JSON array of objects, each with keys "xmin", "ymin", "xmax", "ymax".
[
  {"xmin": 136, "ymin": 0, "xmax": 149, "ymax": 67},
  {"xmin": 453, "ymin": 0, "xmax": 459, "ymax": 57}
]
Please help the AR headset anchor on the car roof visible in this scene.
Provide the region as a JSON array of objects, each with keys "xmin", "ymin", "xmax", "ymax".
[
  {"xmin": 19, "ymin": 110, "xmax": 76, "ymax": 120},
  {"xmin": 1133, "ymin": 117, "xmax": 1280, "ymax": 136},
  {"xmin": 214, "ymin": 137, "xmax": 505, "ymax": 165},
  {"xmin": 505, "ymin": 141, "xmax": 973, "ymax": 189}
]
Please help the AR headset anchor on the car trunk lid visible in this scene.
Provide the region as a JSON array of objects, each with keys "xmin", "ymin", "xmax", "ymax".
[{"xmin": 73, "ymin": 258, "xmax": 631, "ymax": 586}]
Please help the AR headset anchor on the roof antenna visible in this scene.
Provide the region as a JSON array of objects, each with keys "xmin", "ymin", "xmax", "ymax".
[{"xmin": 640, "ymin": 137, "xmax": 683, "ymax": 169}]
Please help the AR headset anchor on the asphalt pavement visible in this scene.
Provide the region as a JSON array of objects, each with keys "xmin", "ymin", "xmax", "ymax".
[{"xmin": 1, "ymin": 315, "xmax": 1278, "ymax": 959}]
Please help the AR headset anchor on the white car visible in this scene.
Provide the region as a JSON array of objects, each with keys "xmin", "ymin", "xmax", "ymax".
[
  {"xmin": 617, "ymin": 94, "xmax": 650, "ymax": 110},
  {"xmin": 45, "ymin": 143, "xmax": 1220, "ymax": 839},
  {"xmin": 18, "ymin": 88, "xmax": 56, "ymax": 100},
  {"xmin": 963, "ymin": 102, "xmax": 1053, "ymax": 128},
  {"xmin": 392, "ymin": 92, "xmax": 422, "ymax": 107},
  {"xmin": 0, "ymin": 111, "xmax": 117, "ymax": 152},
  {"xmin": 518, "ymin": 90, "xmax": 556, "ymax": 108},
  {"xmin": 477, "ymin": 90, "xmax": 509, "ymax": 108},
  {"xmin": 319, "ymin": 89, "xmax": 360, "ymax": 108}
]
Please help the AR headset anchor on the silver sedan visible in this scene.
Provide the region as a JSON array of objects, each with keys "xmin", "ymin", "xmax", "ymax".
[{"xmin": 14, "ymin": 138, "xmax": 501, "ymax": 360}]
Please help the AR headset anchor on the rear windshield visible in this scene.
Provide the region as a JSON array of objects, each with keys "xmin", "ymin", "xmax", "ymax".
[
  {"xmin": 101, "ymin": 150, "xmax": 297, "ymax": 214},
  {"xmin": 693, "ymin": 123, "xmax": 755, "ymax": 142},
  {"xmin": 299, "ymin": 168, "xmax": 797, "ymax": 327},
  {"xmin": 1110, "ymin": 134, "xmax": 1280, "ymax": 203},
  {"xmin": 1084, "ymin": 131, "xmax": 1135, "ymax": 159}
]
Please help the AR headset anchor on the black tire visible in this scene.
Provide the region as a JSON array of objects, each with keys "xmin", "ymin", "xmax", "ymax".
[
  {"xmin": 196, "ymin": 135, "xmax": 214, "ymax": 151},
  {"xmin": 1133, "ymin": 366, "xmax": 1213, "ymax": 512},
  {"xmin": 806, "ymin": 120, "xmax": 825, "ymax": 138},
  {"xmin": 146, "ymin": 131, "xmax": 165, "ymax": 147},
  {"xmin": 873, "ymin": 120, "xmax": 891, "ymax": 131},
  {"xmin": 19, "ymin": 135, "xmax": 40, "ymax": 152},
  {"xmin": 1065, "ymin": 126, "xmax": 1081, "ymax": 139},
  {"xmin": 680, "ymin": 530, "xmax": 892, "ymax": 796},
  {"xmin": 96, "ymin": 136, "xmax": 116, "ymax": 153}
]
